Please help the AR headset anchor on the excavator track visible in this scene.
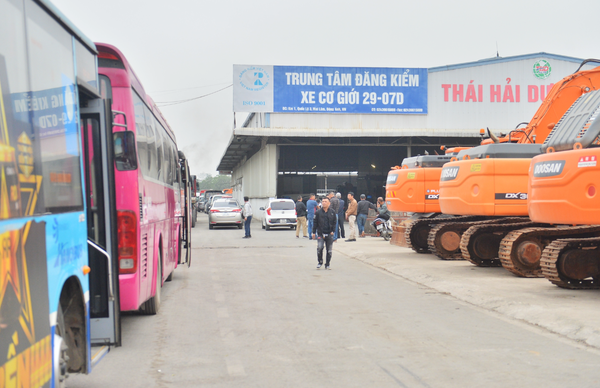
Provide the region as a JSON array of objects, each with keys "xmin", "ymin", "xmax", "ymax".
[
  {"xmin": 460, "ymin": 220, "xmax": 545, "ymax": 267},
  {"xmin": 499, "ymin": 225, "xmax": 600, "ymax": 278},
  {"xmin": 405, "ymin": 215, "xmax": 486, "ymax": 254},
  {"xmin": 541, "ymin": 237, "xmax": 600, "ymax": 289},
  {"xmin": 428, "ymin": 217, "xmax": 527, "ymax": 260}
]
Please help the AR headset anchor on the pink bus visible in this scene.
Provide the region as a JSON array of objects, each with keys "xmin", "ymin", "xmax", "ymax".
[{"xmin": 97, "ymin": 43, "xmax": 189, "ymax": 314}]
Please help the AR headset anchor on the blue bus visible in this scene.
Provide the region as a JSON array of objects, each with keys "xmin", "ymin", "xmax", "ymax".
[{"xmin": 0, "ymin": 0, "xmax": 121, "ymax": 386}]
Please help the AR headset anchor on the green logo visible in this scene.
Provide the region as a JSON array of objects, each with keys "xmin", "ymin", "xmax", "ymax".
[{"xmin": 533, "ymin": 60, "xmax": 551, "ymax": 79}]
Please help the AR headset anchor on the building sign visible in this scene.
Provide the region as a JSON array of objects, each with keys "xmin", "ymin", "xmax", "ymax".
[{"xmin": 233, "ymin": 65, "xmax": 428, "ymax": 114}]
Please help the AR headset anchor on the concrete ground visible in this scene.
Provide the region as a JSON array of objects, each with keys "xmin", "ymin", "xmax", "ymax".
[
  {"xmin": 68, "ymin": 214, "xmax": 600, "ymax": 387},
  {"xmin": 335, "ymin": 236, "xmax": 600, "ymax": 349}
]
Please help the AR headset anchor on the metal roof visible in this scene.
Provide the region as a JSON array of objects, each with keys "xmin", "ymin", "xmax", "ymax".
[
  {"xmin": 216, "ymin": 134, "xmax": 263, "ymax": 173},
  {"xmin": 216, "ymin": 130, "xmax": 481, "ymax": 173},
  {"xmin": 429, "ymin": 52, "xmax": 583, "ymax": 73}
]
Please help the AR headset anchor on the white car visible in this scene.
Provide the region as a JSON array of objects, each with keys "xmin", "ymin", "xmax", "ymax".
[{"xmin": 260, "ymin": 198, "xmax": 297, "ymax": 230}]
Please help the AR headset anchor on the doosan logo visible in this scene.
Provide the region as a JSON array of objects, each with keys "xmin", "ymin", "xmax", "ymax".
[
  {"xmin": 532, "ymin": 160, "xmax": 565, "ymax": 177},
  {"xmin": 441, "ymin": 167, "xmax": 459, "ymax": 181}
]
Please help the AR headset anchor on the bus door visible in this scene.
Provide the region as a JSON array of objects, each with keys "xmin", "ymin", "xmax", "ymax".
[
  {"xmin": 180, "ymin": 157, "xmax": 192, "ymax": 266},
  {"xmin": 80, "ymin": 96, "xmax": 121, "ymax": 347}
]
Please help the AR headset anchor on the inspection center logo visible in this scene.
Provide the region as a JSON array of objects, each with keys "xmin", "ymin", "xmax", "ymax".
[
  {"xmin": 238, "ymin": 66, "xmax": 271, "ymax": 92},
  {"xmin": 533, "ymin": 59, "xmax": 551, "ymax": 80}
]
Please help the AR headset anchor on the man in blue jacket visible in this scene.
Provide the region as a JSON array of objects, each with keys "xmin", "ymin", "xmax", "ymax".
[{"xmin": 306, "ymin": 193, "xmax": 318, "ymax": 240}]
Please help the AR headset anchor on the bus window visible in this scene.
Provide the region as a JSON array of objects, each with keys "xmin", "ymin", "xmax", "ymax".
[
  {"xmin": 26, "ymin": 0, "xmax": 83, "ymax": 214},
  {"xmin": 154, "ymin": 117, "xmax": 163, "ymax": 181},
  {"xmin": 144, "ymin": 105, "xmax": 157, "ymax": 179},
  {"xmin": 99, "ymin": 74, "xmax": 112, "ymax": 99},
  {"xmin": 133, "ymin": 91, "xmax": 148, "ymax": 175},
  {"xmin": 75, "ymin": 39, "xmax": 97, "ymax": 91},
  {"xmin": 164, "ymin": 140, "xmax": 172, "ymax": 185},
  {"xmin": 114, "ymin": 131, "xmax": 137, "ymax": 171}
]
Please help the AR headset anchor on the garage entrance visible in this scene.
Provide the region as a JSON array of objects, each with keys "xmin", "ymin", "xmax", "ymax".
[{"xmin": 276, "ymin": 136, "xmax": 481, "ymax": 200}]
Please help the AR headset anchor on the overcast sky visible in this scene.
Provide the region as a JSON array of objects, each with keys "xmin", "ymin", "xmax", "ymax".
[{"xmin": 52, "ymin": 0, "xmax": 600, "ymax": 176}]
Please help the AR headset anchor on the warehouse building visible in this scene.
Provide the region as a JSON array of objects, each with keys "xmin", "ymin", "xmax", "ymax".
[{"xmin": 217, "ymin": 53, "xmax": 592, "ymax": 215}]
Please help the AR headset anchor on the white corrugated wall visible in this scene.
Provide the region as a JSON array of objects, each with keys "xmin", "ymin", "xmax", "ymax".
[{"xmin": 232, "ymin": 144, "xmax": 278, "ymax": 220}]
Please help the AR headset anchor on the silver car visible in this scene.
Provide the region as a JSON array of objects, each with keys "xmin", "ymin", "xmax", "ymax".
[
  {"xmin": 208, "ymin": 199, "xmax": 243, "ymax": 229},
  {"xmin": 206, "ymin": 194, "xmax": 233, "ymax": 213}
]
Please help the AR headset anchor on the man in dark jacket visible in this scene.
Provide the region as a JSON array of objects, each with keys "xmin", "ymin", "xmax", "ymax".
[
  {"xmin": 328, "ymin": 191, "xmax": 340, "ymax": 240},
  {"xmin": 295, "ymin": 195, "xmax": 308, "ymax": 238},
  {"xmin": 337, "ymin": 192, "xmax": 345, "ymax": 239},
  {"xmin": 312, "ymin": 197, "xmax": 337, "ymax": 269},
  {"xmin": 357, "ymin": 194, "xmax": 376, "ymax": 237}
]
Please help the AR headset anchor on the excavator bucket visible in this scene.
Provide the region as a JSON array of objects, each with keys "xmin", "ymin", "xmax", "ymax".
[{"xmin": 390, "ymin": 218, "xmax": 413, "ymax": 247}]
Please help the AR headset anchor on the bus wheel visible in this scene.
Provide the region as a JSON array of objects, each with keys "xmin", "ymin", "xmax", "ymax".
[
  {"xmin": 142, "ymin": 254, "xmax": 162, "ymax": 315},
  {"xmin": 53, "ymin": 304, "xmax": 69, "ymax": 388}
]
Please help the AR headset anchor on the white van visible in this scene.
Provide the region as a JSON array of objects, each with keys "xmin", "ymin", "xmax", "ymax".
[{"xmin": 260, "ymin": 198, "xmax": 298, "ymax": 230}]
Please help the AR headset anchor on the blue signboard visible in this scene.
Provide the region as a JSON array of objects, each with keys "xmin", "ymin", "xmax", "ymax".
[
  {"xmin": 233, "ymin": 65, "xmax": 428, "ymax": 114},
  {"xmin": 273, "ymin": 66, "xmax": 427, "ymax": 114}
]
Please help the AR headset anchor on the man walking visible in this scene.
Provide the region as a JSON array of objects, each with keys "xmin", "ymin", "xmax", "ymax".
[
  {"xmin": 306, "ymin": 193, "xmax": 318, "ymax": 240},
  {"xmin": 336, "ymin": 192, "xmax": 345, "ymax": 239},
  {"xmin": 328, "ymin": 191, "xmax": 340, "ymax": 240},
  {"xmin": 345, "ymin": 192, "xmax": 358, "ymax": 242},
  {"xmin": 312, "ymin": 197, "xmax": 337, "ymax": 269},
  {"xmin": 295, "ymin": 195, "xmax": 308, "ymax": 238},
  {"xmin": 357, "ymin": 194, "xmax": 376, "ymax": 238},
  {"xmin": 242, "ymin": 196, "xmax": 253, "ymax": 238}
]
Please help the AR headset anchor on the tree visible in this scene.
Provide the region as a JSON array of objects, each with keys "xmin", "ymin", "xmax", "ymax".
[{"xmin": 197, "ymin": 174, "xmax": 232, "ymax": 191}]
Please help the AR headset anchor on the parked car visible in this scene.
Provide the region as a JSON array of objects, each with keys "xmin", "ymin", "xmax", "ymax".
[
  {"xmin": 198, "ymin": 197, "xmax": 208, "ymax": 212},
  {"xmin": 260, "ymin": 198, "xmax": 297, "ymax": 230},
  {"xmin": 206, "ymin": 195, "xmax": 233, "ymax": 213},
  {"xmin": 208, "ymin": 199, "xmax": 243, "ymax": 229}
]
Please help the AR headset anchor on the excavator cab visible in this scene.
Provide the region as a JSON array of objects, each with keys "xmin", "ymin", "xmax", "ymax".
[
  {"xmin": 386, "ymin": 147, "xmax": 467, "ymax": 249},
  {"xmin": 523, "ymin": 89, "xmax": 600, "ymax": 288},
  {"xmin": 386, "ymin": 154, "xmax": 453, "ymax": 214},
  {"xmin": 529, "ymin": 88, "xmax": 600, "ymax": 225}
]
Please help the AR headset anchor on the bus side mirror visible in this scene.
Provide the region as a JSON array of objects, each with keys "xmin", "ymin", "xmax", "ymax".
[{"xmin": 113, "ymin": 132, "xmax": 138, "ymax": 171}]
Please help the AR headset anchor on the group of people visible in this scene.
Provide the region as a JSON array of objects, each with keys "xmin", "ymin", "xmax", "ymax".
[
  {"xmin": 240, "ymin": 192, "xmax": 389, "ymax": 269},
  {"xmin": 296, "ymin": 192, "xmax": 390, "ymax": 269}
]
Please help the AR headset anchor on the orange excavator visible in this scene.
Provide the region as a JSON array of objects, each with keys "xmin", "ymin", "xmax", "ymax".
[
  {"xmin": 496, "ymin": 87, "xmax": 600, "ymax": 287},
  {"xmin": 411, "ymin": 59, "xmax": 600, "ymax": 266},
  {"xmin": 386, "ymin": 146, "xmax": 470, "ymax": 252}
]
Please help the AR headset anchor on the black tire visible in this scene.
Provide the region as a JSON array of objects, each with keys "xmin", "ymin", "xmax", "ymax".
[
  {"xmin": 54, "ymin": 304, "xmax": 69, "ymax": 388},
  {"xmin": 166, "ymin": 270, "xmax": 173, "ymax": 282},
  {"xmin": 191, "ymin": 209, "xmax": 196, "ymax": 228},
  {"xmin": 238, "ymin": 224, "xmax": 243, "ymax": 229},
  {"xmin": 141, "ymin": 251, "xmax": 162, "ymax": 315},
  {"xmin": 262, "ymin": 223, "xmax": 265, "ymax": 229},
  {"xmin": 209, "ymin": 224, "xmax": 214, "ymax": 230},
  {"xmin": 266, "ymin": 225, "xmax": 270, "ymax": 230}
]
